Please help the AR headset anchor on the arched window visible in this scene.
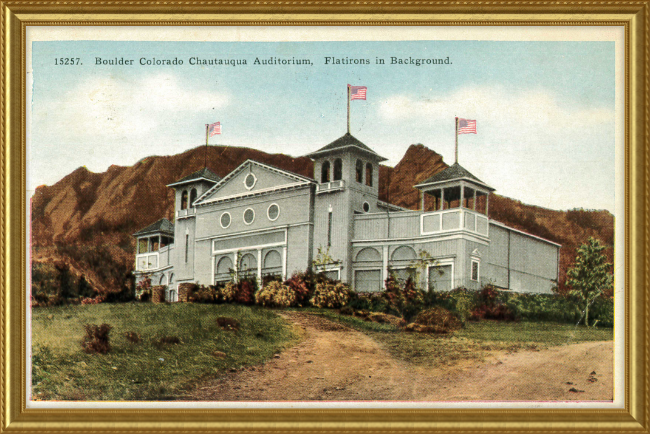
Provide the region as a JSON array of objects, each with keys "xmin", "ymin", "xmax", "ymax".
[
  {"xmin": 180, "ymin": 190, "xmax": 188, "ymax": 210},
  {"xmin": 365, "ymin": 163, "xmax": 373, "ymax": 187},
  {"xmin": 355, "ymin": 160, "xmax": 363, "ymax": 183},
  {"xmin": 333, "ymin": 159, "xmax": 343, "ymax": 181},
  {"xmin": 216, "ymin": 256, "xmax": 233, "ymax": 275},
  {"xmin": 189, "ymin": 188, "xmax": 198, "ymax": 207},
  {"xmin": 239, "ymin": 253, "xmax": 257, "ymax": 277},
  {"xmin": 321, "ymin": 161, "xmax": 331, "ymax": 183}
]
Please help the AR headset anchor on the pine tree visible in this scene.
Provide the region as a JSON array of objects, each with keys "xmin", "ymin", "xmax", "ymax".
[{"xmin": 566, "ymin": 237, "xmax": 613, "ymax": 326}]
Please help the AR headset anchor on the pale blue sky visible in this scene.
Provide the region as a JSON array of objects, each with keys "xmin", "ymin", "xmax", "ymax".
[{"xmin": 30, "ymin": 40, "xmax": 616, "ymax": 213}]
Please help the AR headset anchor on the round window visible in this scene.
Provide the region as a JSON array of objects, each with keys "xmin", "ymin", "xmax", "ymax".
[
  {"xmin": 363, "ymin": 202, "xmax": 370, "ymax": 213},
  {"xmin": 267, "ymin": 203, "xmax": 280, "ymax": 221},
  {"xmin": 244, "ymin": 173, "xmax": 257, "ymax": 190},
  {"xmin": 243, "ymin": 208, "xmax": 255, "ymax": 225},
  {"xmin": 220, "ymin": 212, "xmax": 231, "ymax": 228}
]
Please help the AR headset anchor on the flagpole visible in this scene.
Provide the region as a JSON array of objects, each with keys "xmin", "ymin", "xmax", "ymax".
[
  {"xmin": 454, "ymin": 117, "xmax": 459, "ymax": 164},
  {"xmin": 205, "ymin": 124, "xmax": 209, "ymax": 168},
  {"xmin": 347, "ymin": 85, "xmax": 351, "ymax": 134}
]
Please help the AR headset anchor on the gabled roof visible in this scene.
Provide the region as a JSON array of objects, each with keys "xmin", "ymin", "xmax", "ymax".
[
  {"xmin": 133, "ymin": 218, "xmax": 174, "ymax": 237},
  {"xmin": 306, "ymin": 133, "xmax": 387, "ymax": 162},
  {"xmin": 167, "ymin": 167, "xmax": 221, "ymax": 188},
  {"xmin": 194, "ymin": 159, "xmax": 315, "ymax": 206},
  {"xmin": 414, "ymin": 163, "xmax": 494, "ymax": 191}
]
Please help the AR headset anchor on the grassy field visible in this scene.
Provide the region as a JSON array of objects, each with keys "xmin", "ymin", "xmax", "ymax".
[
  {"xmin": 31, "ymin": 303, "xmax": 298, "ymax": 401},
  {"xmin": 309, "ymin": 310, "xmax": 614, "ymax": 367}
]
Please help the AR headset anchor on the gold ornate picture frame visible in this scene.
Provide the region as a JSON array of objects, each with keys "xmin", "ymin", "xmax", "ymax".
[{"xmin": 2, "ymin": 2, "xmax": 647, "ymax": 432}]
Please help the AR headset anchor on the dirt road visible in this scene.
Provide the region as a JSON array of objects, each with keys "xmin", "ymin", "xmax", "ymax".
[{"xmin": 188, "ymin": 312, "xmax": 613, "ymax": 402}]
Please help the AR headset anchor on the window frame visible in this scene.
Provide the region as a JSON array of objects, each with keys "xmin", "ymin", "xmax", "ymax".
[
  {"xmin": 321, "ymin": 161, "xmax": 331, "ymax": 183},
  {"xmin": 267, "ymin": 203, "xmax": 280, "ymax": 221},
  {"xmin": 220, "ymin": 212, "xmax": 231, "ymax": 229},
  {"xmin": 189, "ymin": 188, "xmax": 198, "ymax": 207},
  {"xmin": 471, "ymin": 259, "xmax": 480, "ymax": 282},
  {"xmin": 365, "ymin": 162, "xmax": 373, "ymax": 187},
  {"xmin": 243, "ymin": 207, "xmax": 256, "ymax": 225},
  {"xmin": 355, "ymin": 159, "xmax": 363, "ymax": 183},
  {"xmin": 243, "ymin": 173, "xmax": 257, "ymax": 190}
]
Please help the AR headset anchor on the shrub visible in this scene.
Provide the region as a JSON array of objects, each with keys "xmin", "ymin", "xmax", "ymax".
[
  {"xmin": 189, "ymin": 285, "xmax": 216, "ymax": 303},
  {"xmin": 284, "ymin": 273, "xmax": 312, "ymax": 305},
  {"xmin": 80, "ymin": 323, "xmax": 113, "ymax": 354},
  {"xmin": 450, "ymin": 288, "xmax": 475, "ymax": 324},
  {"xmin": 255, "ymin": 281, "xmax": 297, "ymax": 307},
  {"xmin": 178, "ymin": 283, "xmax": 198, "ymax": 302},
  {"xmin": 414, "ymin": 307, "xmax": 461, "ymax": 334},
  {"xmin": 151, "ymin": 285, "xmax": 166, "ymax": 304},
  {"xmin": 124, "ymin": 331, "xmax": 141, "ymax": 344},
  {"xmin": 262, "ymin": 274, "xmax": 282, "ymax": 287},
  {"xmin": 235, "ymin": 279, "xmax": 256, "ymax": 305},
  {"xmin": 310, "ymin": 282, "xmax": 351, "ymax": 308},
  {"xmin": 80, "ymin": 296, "xmax": 105, "ymax": 305},
  {"xmin": 383, "ymin": 273, "xmax": 425, "ymax": 321},
  {"xmin": 221, "ymin": 282, "xmax": 238, "ymax": 303},
  {"xmin": 220, "ymin": 280, "xmax": 256, "ymax": 305},
  {"xmin": 135, "ymin": 276, "xmax": 152, "ymax": 302},
  {"xmin": 348, "ymin": 291, "xmax": 390, "ymax": 313}
]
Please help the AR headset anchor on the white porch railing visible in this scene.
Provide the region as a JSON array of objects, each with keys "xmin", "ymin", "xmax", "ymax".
[
  {"xmin": 177, "ymin": 207, "xmax": 197, "ymax": 218},
  {"xmin": 136, "ymin": 252, "xmax": 159, "ymax": 271},
  {"xmin": 316, "ymin": 180, "xmax": 345, "ymax": 194},
  {"xmin": 420, "ymin": 208, "xmax": 489, "ymax": 237}
]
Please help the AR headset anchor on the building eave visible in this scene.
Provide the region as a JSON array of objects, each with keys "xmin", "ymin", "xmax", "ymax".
[
  {"xmin": 196, "ymin": 181, "xmax": 312, "ymax": 206},
  {"xmin": 414, "ymin": 177, "xmax": 496, "ymax": 192},
  {"xmin": 306, "ymin": 144, "xmax": 387, "ymax": 162},
  {"xmin": 195, "ymin": 159, "xmax": 315, "ymax": 205},
  {"xmin": 166, "ymin": 177, "xmax": 219, "ymax": 188},
  {"xmin": 489, "ymin": 220, "xmax": 562, "ymax": 247}
]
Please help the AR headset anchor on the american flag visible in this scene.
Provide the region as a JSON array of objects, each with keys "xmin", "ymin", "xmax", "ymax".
[
  {"xmin": 458, "ymin": 118, "xmax": 477, "ymax": 134},
  {"xmin": 208, "ymin": 121, "xmax": 221, "ymax": 137},
  {"xmin": 349, "ymin": 85, "xmax": 367, "ymax": 100}
]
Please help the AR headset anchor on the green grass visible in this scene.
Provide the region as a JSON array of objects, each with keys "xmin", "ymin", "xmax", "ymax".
[
  {"xmin": 32, "ymin": 303, "xmax": 298, "ymax": 401},
  {"xmin": 306, "ymin": 310, "xmax": 613, "ymax": 367}
]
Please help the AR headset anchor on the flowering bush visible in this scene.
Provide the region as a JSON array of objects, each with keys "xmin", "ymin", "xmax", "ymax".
[
  {"xmin": 310, "ymin": 282, "xmax": 351, "ymax": 308},
  {"xmin": 80, "ymin": 296, "xmax": 105, "ymax": 305},
  {"xmin": 383, "ymin": 273, "xmax": 425, "ymax": 320},
  {"xmin": 189, "ymin": 285, "xmax": 216, "ymax": 303},
  {"xmin": 284, "ymin": 272, "xmax": 312, "ymax": 305},
  {"xmin": 255, "ymin": 281, "xmax": 297, "ymax": 307},
  {"xmin": 80, "ymin": 323, "xmax": 113, "ymax": 354},
  {"xmin": 135, "ymin": 276, "xmax": 152, "ymax": 301},
  {"xmin": 219, "ymin": 280, "xmax": 256, "ymax": 305},
  {"xmin": 221, "ymin": 282, "xmax": 238, "ymax": 303}
]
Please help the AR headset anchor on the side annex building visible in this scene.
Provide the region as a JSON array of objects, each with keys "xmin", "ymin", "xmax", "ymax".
[{"xmin": 133, "ymin": 133, "xmax": 560, "ymax": 301}]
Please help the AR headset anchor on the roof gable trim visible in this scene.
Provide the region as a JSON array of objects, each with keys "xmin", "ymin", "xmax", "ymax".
[{"xmin": 195, "ymin": 159, "xmax": 315, "ymax": 205}]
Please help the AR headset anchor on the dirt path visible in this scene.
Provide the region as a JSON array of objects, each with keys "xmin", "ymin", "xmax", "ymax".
[{"xmin": 188, "ymin": 312, "xmax": 613, "ymax": 402}]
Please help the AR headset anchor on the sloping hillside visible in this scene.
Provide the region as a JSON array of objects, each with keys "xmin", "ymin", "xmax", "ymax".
[{"xmin": 31, "ymin": 143, "xmax": 614, "ymax": 296}]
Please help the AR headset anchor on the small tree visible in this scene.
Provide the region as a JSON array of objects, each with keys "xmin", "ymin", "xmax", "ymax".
[{"xmin": 566, "ymin": 237, "xmax": 613, "ymax": 326}]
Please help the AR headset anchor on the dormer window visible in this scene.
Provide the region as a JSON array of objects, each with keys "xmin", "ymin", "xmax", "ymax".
[
  {"xmin": 365, "ymin": 163, "xmax": 373, "ymax": 187},
  {"xmin": 355, "ymin": 160, "xmax": 363, "ymax": 183},
  {"xmin": 333, "ymin": 159, "xmax": 342, "ymax": 181},
  {"xmin": 189, "ymin": 188, "xmax": 198, "ymax": 207},
  {"xmin": 321, "ymin": 161, "xmax": 331, "ymax": 183},
  {"xmin": 181, "ymin": 190, "xmax": 188, "ymax": 210}
]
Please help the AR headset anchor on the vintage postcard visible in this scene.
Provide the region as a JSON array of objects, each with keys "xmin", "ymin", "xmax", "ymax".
[{"xmin": 26, "ymin": 26, "xmax": 624, "ymax": 409}]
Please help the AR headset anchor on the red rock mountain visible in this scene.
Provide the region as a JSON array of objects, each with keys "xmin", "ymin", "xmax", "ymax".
[{"xmin": 31, "ymin": 144, "xmax": 613, "ymax": 295}]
